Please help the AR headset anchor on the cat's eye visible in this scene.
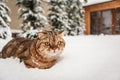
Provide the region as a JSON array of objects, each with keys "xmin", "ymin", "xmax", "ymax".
[
  {"xmin": 44, "ymin": 42, "xmax": 50, "ymax": 46},
  {"xmin": 57, "ymin": 41, "xmax": 62, "ymax": 45}
]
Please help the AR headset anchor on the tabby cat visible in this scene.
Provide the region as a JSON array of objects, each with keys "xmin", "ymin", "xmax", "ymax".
[{"xmin": 1, "ymin": 31, "xmax": 65, "ymax": 69}]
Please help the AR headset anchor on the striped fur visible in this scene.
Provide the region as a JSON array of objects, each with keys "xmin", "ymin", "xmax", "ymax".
[{"xmin": 1, "ymin": 31, "xmax": 65, "ymax": 69}]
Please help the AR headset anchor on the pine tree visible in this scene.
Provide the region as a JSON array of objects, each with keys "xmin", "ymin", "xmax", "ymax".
[
  {"xmin": 48, "ymin": 0, "xmax": 69, "ymax": 35},
  {"xmin": 66, "ymin": 0, "xmax": 85, "ymax": 35},
  {"xmin": 48, "ymin": 0, "xmax": 85, "ymax": 36},
  {"xmin": 0, "ymin": 0, "xmax": 12, "ymax": 39},
  {"xmin": 16, "ymin": 0, "xmax": 47, "ymax": 39}
]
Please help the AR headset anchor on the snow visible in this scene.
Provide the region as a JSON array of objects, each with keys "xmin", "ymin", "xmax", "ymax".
[
  {"xmin": 11, "ymin": 29, "xmax": 23, "ymax": 33},
  {"xmin": 83, "ymin": 0, "xmax": 111, "ymax": 6},
  {"xmin": 0, "ymin": 37, "xmax": 12, "ymax": 51},
  {"xmin": 0, "ymin": 35, "xmax": 120, "ymax": 80},
  {"xmin": 0, "ymin": 27, "xmax": 12, "ymax": 39}
]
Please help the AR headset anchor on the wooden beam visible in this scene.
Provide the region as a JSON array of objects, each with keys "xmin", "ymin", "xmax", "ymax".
[
  {"xmin": 112, "ymin": 9, "xmax": 117, "ymax": 34},
  {"xmin": 84, "ymin": 10, "xmax": 91, "ymax": 34},
  {"xmin": 100, "ymin": 11, "xmax": 103, "ymax": 33}
]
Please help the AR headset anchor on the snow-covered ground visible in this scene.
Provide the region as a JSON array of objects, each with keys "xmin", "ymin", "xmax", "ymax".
[
  {"xmin": 0, "ymin": 35, "xmax": 120, "ymax": 80},
  {"xmin": 0, "ymin": 38, "xmax": 12, "ymax": 51}
]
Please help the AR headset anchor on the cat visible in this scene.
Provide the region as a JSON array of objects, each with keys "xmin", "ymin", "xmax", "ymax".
[{"xmin": 1, "ymin": 31, "xmax": 65, "ymax": 69}]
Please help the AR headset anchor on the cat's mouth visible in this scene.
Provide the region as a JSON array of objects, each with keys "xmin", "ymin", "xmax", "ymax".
[
  {"xmin": 52, "ymin": 49, "xmax": 58, "ymax": 53},
  {"xmin": 45, "ymin": 49, "xmax": 61, "ymax": 57},
  {"xmin": 50, "ymin": 50, "xmax": 59, "ymax": 55}
]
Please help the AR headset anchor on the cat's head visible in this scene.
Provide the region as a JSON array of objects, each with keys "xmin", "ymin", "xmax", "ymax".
[{"xmin": 36, "ymin": 31, "xmax": 65, "ymax": 60}]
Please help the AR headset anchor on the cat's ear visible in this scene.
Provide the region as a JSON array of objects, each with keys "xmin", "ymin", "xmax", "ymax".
[
  {"xmin": 37, "ymin": 32, "xmax": 44, "ymax": 39},
  {"xmin": 58, "ymin": 31, "xmax": 64, "ymax": 36}
]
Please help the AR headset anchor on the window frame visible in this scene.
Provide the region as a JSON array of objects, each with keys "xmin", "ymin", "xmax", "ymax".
[{"xmin": 84, "ymin": 1, "xmax": 120, "ymax": 34}]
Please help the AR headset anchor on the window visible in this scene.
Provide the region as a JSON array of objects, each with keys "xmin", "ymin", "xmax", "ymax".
[
  {"xmin": 91, "ymin": 10, "xmax": 114, "ymax": 35},
  {"xmin": 91, "ymin": 11, "xmax": 101, "ymax": 34},
  {"xmin": 84, "ymin": 1, "xmax": 120, "ymax": 35},
  {"xmin": 116, "ymin": 8, "xmax": 120, "ymax": 34}
]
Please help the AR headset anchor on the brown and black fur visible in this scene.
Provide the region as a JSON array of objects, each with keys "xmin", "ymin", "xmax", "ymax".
[{"xmin": 1, "ymin": 31, "xmax": 65, "ymax": 69}]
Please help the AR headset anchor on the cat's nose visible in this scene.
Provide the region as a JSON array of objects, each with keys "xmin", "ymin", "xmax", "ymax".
[
  {"xmin": 51, "ymin": 46, "xmax": 58, "ymax": 51},
  {"xmin": 52, "ymin": 47, "xmax": 57, "ymax": 51},
  {"xmin": 52, "ymin": 48, "xmax": 58, "ymax": 53}
]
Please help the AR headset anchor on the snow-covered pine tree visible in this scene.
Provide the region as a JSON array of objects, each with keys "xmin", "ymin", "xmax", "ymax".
[
  {"xmin": 16, "ymin": 0, "xmax": 47, "ymax": 39},
  {"xmin": 48, "ymin": 0, "xmax": 85, "ymax": 36},
  {"xmin": 66, "ymin": 0, "xmax": 85, "ymax": 35},
  {"xmin": 0, "ymin": 0, "xmax": 12, "ymax": 39},
  {"xmin": 48, "ymin": 0, "xmax": 70, "ymax": 35}
]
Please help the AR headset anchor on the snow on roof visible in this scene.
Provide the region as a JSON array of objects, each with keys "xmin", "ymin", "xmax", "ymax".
[{"xmin": 83, "ymin": 0, "xmax": 112, "ymax": 6}]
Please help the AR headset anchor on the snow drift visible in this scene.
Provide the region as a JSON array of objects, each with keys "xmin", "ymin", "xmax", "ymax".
[{"xmin": 0, "ymin": 35, "xmax": 120, "ymax": 80}]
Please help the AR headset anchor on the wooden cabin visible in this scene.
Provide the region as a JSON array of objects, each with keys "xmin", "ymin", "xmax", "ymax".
[{"xmin": 84, "ymin": 0, "xmax": 120, "ymax": 35}]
